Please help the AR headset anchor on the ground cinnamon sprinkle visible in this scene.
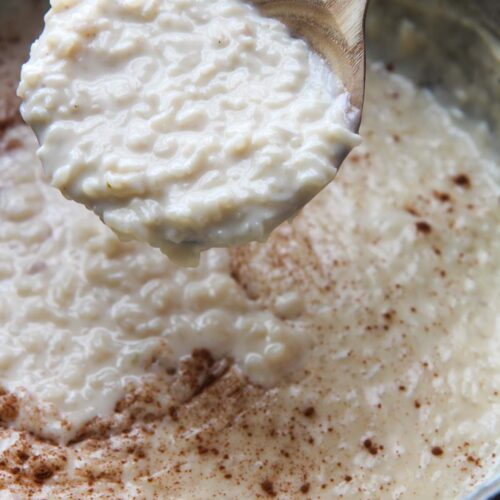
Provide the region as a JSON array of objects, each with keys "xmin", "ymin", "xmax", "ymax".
[
  {"xmin": 431, "ymin": 446, "xmax": 444, "ymax": 457},
  {"xmin": 405, "ymin": 206, "xmax": 420, "ymax": 217},
  {"xmin": 32, "ymin": 463, "xmax": 54, "ymax": 484},
  {"xmin": 300, "ymin": 482, "xmax": 310, "ymax": 493},
  {"xmin": 467, "ymin": 455, "xmax": 481, "ymax": 467},
  {"xmin": 0, "ymin": 391, "xmax": 19, "ymax": 422},
  {"xmin": 363, "ymin": 439, "xmax": 380, "ymax": 456},
  {"xmin": 432, "ymin": 190, "xmax": 451, "ymax": 202},
  {"xmin": 261, "ymin": 479, "xmax": 276, "ymax": 497},
  {"xmin": 415, "ymin": 221, "xmax": 433, "ymax": 234},
  {"xmin": 168, "ymin": 406, "xmax": 179, "ymax": 422},
  {"xmin": 303, "ymin": 406, "xmax": 315, "ymax": 418},
  {"xmin": 452, "ymin": 174, "xmax": 471, "ymax": 189}
]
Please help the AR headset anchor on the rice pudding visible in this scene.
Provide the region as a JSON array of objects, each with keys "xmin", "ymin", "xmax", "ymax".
[
  {"xmin": 1, "ymin": 0, "xmax": 500, "ymax": 498},
  {"xmin": 18, "ymin": 0, "xmax": 360, "ymax": 265}
]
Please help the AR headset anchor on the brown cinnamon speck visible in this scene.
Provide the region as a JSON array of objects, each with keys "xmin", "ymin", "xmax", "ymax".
[
  {"xmin": 431, "ymin": 446, "xmax": 444, "ymax": 456},
  {"xmin": 300, "ymin": 482, "xmax": 310, "ymax": 494},
  {"xmin": 32, "ymin": 463, "xmax": 54, "ymax": 484},
  {"xmin": 415, "ymin": 221, "xmax": 432, "ymax": 234},
  {"xmin": 0, "ymin": 391, "xmax": 19, "ymax": 422},
  {"xmin": 261, "ymin": 479, "xmax": 276, "ymax": 497},
  {"xmin": 452, "ymin": 174, "xmax": 471, "ymax": 189},
  {"xmin": 405, "ymin": 206, "xmax": 420, "ymax": 217},
  {"xmin": 467, "ymin": 455, "xmax": 481, "ymax": 467},
  {"xmin": 303, "ymin": 406, "xmax": 315, "ymax": 418},
  {"xmin": 363, "ymin": 439, "xmax": 379, "ymax": 456},
  {"xmin": 16, "ymin": 450, "xmax": 29, "ymax": 463},
  {"xmin": 432, "ymin": 190, "xmax": 451, "ymax": 202},
  {"xmin": 383, "ymin": 310, "xmax": 395, "ymax": 322},
  {"xmin": 168, "ymin": 406, "xmax": 179, "ymax": 421}
]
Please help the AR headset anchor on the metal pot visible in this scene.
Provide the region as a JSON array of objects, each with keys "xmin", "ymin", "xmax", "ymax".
[
  {"xmin": 0, "ymin": 0, "xmax": 498, "ymax": 498},
  {"xmin": 367, "ymin": 1, "xmax": 500, "ymax": 497},
  {"xmin": 367, "ymin": 0, "xmax": 500, "ymax": 150}
]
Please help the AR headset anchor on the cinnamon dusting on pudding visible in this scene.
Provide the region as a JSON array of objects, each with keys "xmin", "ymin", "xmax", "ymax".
[
  {"xmin": 452, "ymin": 174, "xmax": 472, "ymax": 189},
  {"xmin": 260, "ymin": 479, "xmax": 276, "ymax": 497},
  {"xmin": 432, "ymin": 190, "xmax": 452, "ymax": 203},
  {"xmin": 431, "ymin": 446, "xmax": 444, "ymax": 457},
  {"xmin": 363, "ymin": 438, "xmax": 382, "ymax": 456},
  {"xmin": 1, "ymin": 13, "xmax": 499, "ymax": 498},
  {"xmin": 300, "ymin": 482, "xmax": 310, "ymax": 494},
  {"xmin": 415, "ymin": 221, "xmax": 433, "ymax": 234},
  {"xmin": 0, "ymin": 389, "xmax": 19, "ymax": 423},
  {"xmin": 303, "ymin": 406, "xmax": 316, "ymax": 418}
]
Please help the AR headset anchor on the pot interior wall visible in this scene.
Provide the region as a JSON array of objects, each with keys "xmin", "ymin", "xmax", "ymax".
[{"xmin": 366, "ymin": 0, "xmax": 500, "ymax": 147}]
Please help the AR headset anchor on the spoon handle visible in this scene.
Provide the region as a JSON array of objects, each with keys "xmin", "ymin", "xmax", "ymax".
[
  {"xmin": 327, "ymin": 0, "xmax": 369, "ymax": 114},
  {"xmin": 252, "ymin": 0, "xmax": 368, "ymax": 114}
]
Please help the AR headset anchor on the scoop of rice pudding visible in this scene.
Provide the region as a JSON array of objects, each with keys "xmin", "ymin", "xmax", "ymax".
[{"xmin": 18, "ymin": 0, "xmax": 360, "ymax": 265}]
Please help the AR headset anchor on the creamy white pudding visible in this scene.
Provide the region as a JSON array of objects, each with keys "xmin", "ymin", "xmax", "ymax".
[
  {"xmin": 2, "ymin": 60, "xmax": 499, "ymax": 497},
  {"xmin": 1, "ymin": 0, "xmax": 499, "ymax": 498},
  {"xmin": 18, "ymin": 0, "xmax": 360, "ymax": 265},
  {"xmin": 0, "ymin": 123, "xmax": 306, "ymax": 444}
]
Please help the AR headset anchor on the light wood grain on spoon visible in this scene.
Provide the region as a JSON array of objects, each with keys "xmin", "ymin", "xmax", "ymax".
[{"xmin": 251, "ymin": 0, "xmax": 368, "ymax": 129}]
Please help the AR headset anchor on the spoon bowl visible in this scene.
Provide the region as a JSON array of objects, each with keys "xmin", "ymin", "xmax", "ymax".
[{"xmin": 251, "ymin": 0, "xmax": 368, "ymax": 130}]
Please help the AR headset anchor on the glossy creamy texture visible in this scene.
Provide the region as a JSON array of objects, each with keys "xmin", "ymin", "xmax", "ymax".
[
  {"xmin": 2, "ymin": 60, "xmax": 499, "ymax": 497},
  {"xmin": 0, "ymin": 126, "xmax": 306, "ymax": 443},
  {"xmin": 18, "ymin": 0, "xmax": 360, "ymax": 265}
]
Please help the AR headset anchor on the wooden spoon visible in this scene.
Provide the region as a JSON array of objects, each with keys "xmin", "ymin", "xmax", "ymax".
[{"xmin": 250, "ymin": 0, "xmax": 368, "ymax": 132}]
